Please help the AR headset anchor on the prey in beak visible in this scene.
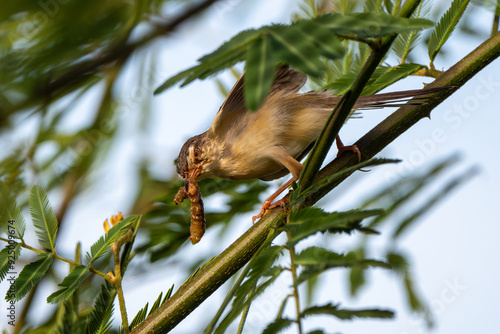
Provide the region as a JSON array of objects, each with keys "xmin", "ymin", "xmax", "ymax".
[{"xmin": 174, "ymin": 162, "xmax": 206, "ymax": 245}]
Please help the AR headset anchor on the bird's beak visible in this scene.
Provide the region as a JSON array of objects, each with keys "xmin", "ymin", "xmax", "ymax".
[{"xmin": 186, "ymin": 163, "xmax": 202, "ymax": 183}]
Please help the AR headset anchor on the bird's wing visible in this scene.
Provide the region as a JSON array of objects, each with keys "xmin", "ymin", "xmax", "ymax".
[{"xmin": 210, "ymin": 65, "xmax": 307, "ymax": 136}]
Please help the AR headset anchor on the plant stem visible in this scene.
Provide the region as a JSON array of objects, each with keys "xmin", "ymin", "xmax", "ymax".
[
  {"xmin": 492, "ymin": 0, "xmax": 500, "ymax": 36},
  {"xmin": 205, "ymin": 261, "xmax": 255, "ymax": 333},
  {"xmin": 114, "ymin": 245, "xmax": 130, "ymax": 334},
  {"xmin": 236, "ymin": 283, "xmax": 256, "ymax": 334},
  {"xmin": 0, "ymin": 237, "xmax": 108, "ymax": 279},
  {"xmin": 286, "ymin": 229, "xmax": 303, "ymax": 334}
]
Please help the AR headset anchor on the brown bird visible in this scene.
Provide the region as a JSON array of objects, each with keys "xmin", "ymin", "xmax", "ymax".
[{"xmin": 176, "ymin": 65, "xmax": 441, "ymax": 222}]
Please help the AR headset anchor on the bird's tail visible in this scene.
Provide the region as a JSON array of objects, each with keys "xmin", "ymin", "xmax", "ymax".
[{"xmin": 352, "ymin": 87, "xmax": 450, "ymax": 109}]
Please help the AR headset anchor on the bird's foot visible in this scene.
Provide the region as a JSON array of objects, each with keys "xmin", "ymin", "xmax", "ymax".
[
  {"xmin": 252, "ymin": 199, "xmax": 287, "ymax": 224},
  {"xmin": 336, "ymin": 143, "xmax": 362, "ymax": 162}
]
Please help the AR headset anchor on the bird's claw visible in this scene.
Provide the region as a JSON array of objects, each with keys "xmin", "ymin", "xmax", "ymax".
[
  {"xmin": 336, "ymin": 143, "xmax": 362, "ymax": 162},
  {"xmin": 252, "ymin": 199, "xmax": 287, "ymax": 223}
]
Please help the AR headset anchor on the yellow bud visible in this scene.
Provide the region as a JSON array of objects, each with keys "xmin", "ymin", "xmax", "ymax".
[{"xmin": 103, "ymin": 219, "xmax": 110, "ymax": 234}]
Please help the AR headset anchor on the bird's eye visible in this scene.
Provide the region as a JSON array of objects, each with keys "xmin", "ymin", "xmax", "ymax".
[{"xmin": 194, "ymin": 149, "xmax": 199, "ymax": 157}]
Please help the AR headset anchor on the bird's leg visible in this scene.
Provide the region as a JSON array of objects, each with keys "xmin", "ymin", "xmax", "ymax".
[
  {"xmin": 252, "ymin": 177, "xmax": 297, "ymax": 223},
  {"xmin": 335, "ymin": 135, "xmax": 361, "ymax": 162},
  {"xmin": 252, "ymin": 147, "xmax": 303, "ymax": 223}
]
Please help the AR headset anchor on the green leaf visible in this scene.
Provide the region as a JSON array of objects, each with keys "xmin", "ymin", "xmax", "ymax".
[
  {"xmin": 262, "ymin": 318, "xmax": 294, "ymax": 334},
  {"xmin": 428, "ymin": 0, "xmax": 470, "ymax": 62},
  {"xmin": 29, "ymin": 185, "xmax": 58, "ymax": 250},
  {"xmin": 295, "ymin": 248, "xmax": 391, "ymax": 285},
  {"xmin": 0, "ymin": 243, "xmax": 21, "ymax": 282},
  {"xmin": 198, "ymin": 29, "xmax": 261, "ymax": 64},
  {"xmin": 154, "ymin": 29, "xmax": 260, "ymax": 94},
  {"xmin": 149, "ymin": 286, "xmax": 173, "ymax": 315},
  {"xmin": 154, "ymin": 13, "xmax": 430, "ymax": 97},
  {"xmin": 270, "ymin": 25, "xmax": 326, "ymax": 77},
  {"xmin": 129, "ymin": 287, "xmax": 173, "ymax": 331},
  {"xmin": 348, "ymin": 249, "xmax": 367, "ymax": 296},
  {"xmin": 130, "ymin": 303, "xmax": 149, "ymax": 330},
  {"xmin": 0, "ymin": 180, "xmax": 26, "ymax": 239},
  {"xmin": 47, "ymin": 265, "xmax": 90, "ymax": 304},
  {"xmin": 387, "ymin": 252, "xmax": 429, "ymax": 318},
  {"xmin": 301, "ymin": 303, "xmax": 394, "ymax": 320},
  {"xmin": 285, "ymin": 208, "xmax": 383, "ymax": 247},
  {"xmin": 361, "ymin": 63, "xmax": 424, "ymax": 95},
  {"xmin": 86, "ymin": 215, "xmax": 137, "ymax": 264},
  {"xmin": 315, "ymin": 13, "xmax": 433, "ymax": 38},
  {"xmin": 361, "ymin": 155, "xmax": 460, "ymax": 229},
  {"xmin": 86, "ymin": 283, "xmax": 115, "ymax": 334},
  {"xmin": 392, "ymin": 0, "xmax": 431, "ymax": 63},
  {"xmin": 298, "ymin": 158, "xmax": 401, "ymax": 201},
  {"xmin": 7, "ymin": 253, "xmax": 53, "ymax": 302},
  {"xmin": 244, "ymin": 35, "xmax": 275, "ymax": 111},
  {"xmin": 213, "ymin": 245, "xmax": 284, "ymax": 334},
  {"xmin": 292, "ymin": 20, "xmax": 344, "ymax": 60}
]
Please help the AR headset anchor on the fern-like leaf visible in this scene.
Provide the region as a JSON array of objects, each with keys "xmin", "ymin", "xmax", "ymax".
[
  {"xmin": 361, "ymin": 63, "xmax": 424, "ymax": 95},
  {"xmin": 295, "ymin": 20, "xmax": 344, "ymax": 60},
  {"xmin": 0, "ymin": 180, "xmax": 26, "ymax": 239},
  {"xmin": 285, "ymin": 208, "xmax": 383, "ymax": 247},
  {"xmin": 244, "ymin": 35, "xmax": 275, "ymax": 110},
  {"xmin": 7, "ymin": 253, "xmax": 53, "ymax": 301},
  {"xmin": 87, "ymin": 283, "xmax": 115, "ymax": 334},
  {"xmin": 262, "ymin": 318, "xmax": 294, "ymax": 334},
  {"xmin": 0, "ymin": 243, "xmax": 21, "ymax": 283},
  {"xmin": 392, "ymin": 0, "xmax": 431, "ymax": 62},
  {"xmin": 29, "ymin": 185, "xmax": 58, "ymax": 250},
  {"xmin": 428, "ymin": 0, "xmax": 470, "ymax": 63},
  {"xmin": 47, "ymin": 265, "xmax": 89, "ymax": 304},
  {"xmin": 298, "ymin": 158, "xmax": 400, "ymax": 201},
  {"xmin": 295, "ymin": 248, "xmax": 391, "ymax": 284},
  {"xmin": 270, "ymin": 25, "xmax": 326, "ymax": 77},
  {"xmin": 154, "ymin": 29, "xmax": 260, "ymax": 94},
  {"xmin": 129, "ymin": 303, "xmax": 149, "ymax": 330},
  {"xmin": 301, "ymin": 303, "xmax": 394, "ymax": 320},
  {"xmin": 128, "ymin": 286, "xmax": 174, "ymax": 331},
  {"xmin": 86, "ymin": 215, "xmax": 137, "ymax": 264},
  {"xmin": 315, "ymin": 13, "xmax": 432, "ymax": 38},
  {"xmin": 154, "ymin": 13, "xmax": 432, "ymax": 98},
  {"xmin": 213, "ymin": 246, "xmax": 284, "ymax": 334}
]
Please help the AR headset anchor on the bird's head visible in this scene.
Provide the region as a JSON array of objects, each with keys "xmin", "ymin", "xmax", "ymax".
[{"xmin": 176, "ymin": 132, "xmax": 214, "ymax": 181}]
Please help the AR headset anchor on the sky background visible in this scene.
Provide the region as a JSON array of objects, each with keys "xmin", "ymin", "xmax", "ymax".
[{"xmin": 2, "ymin": 0, "xmax": 500, "ymax": 333}]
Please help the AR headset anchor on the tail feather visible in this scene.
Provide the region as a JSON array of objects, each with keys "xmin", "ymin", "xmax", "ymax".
[{"xmin": 353, "ymin": 87, "xmax": 449, "ymax": 109}]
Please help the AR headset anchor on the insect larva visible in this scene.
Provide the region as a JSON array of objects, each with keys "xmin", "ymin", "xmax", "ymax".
[{"xmin": 174, "ymin": 180, "xmax": 206, "ymax": 244}]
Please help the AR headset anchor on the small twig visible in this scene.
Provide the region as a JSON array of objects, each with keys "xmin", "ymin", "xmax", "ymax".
[
  {"xmin": 236, "ymin": 283, "xmax": 257, "ymax": 334},
  {"xmin": 492, "ymin": 0, "xmax": 500, "ymax": 36},
  {"xmin": 112, "ymin": 241, "xmax": 130, "ymax": 334},
  {"xmin": 285, "ymin": 226, "xmax": 303, "ymax": 334},
  {"xmin": 413, "ymin": 66, "xmax": 444, "ymax": 78},
  {"xmin": 336, "ymin": 34, "xmax": 378, "ymax": 49}
]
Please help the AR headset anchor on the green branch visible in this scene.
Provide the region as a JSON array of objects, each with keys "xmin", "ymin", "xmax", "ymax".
[{"xmin": 286, "ymin": 229, "xmax": 304, "ymax": 334}]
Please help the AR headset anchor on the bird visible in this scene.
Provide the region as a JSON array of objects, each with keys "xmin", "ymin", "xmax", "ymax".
[{"xmin": 176, "ymin": 65, "xmax": 443, "ymax": 222}]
